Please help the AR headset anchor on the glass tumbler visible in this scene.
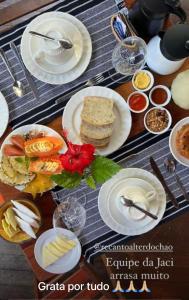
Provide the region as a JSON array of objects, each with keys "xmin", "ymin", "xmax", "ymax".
[
  {"xmin": 53, "ymin": 192, "xmax": 86, "ymax": 237},
  {"xmin": 112, "ymin": 36, "xmax": 147, "ymax": 76}
]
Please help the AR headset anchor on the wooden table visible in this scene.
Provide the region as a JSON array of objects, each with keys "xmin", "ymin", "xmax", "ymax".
[{"xmin": 0, "ymin": 1, "xmax": 189, "ymax": 299}]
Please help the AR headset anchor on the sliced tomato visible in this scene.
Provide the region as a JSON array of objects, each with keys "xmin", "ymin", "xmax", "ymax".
[
  {"xmin": 11, "ymin": 135, "xmax": 25, "ymax": 150},
  {"xmin": 25, "ymin": 137, "xmax": 64, "ymax": 157},
  {"xmin": 3, "ymin": 144, "xmax": 25, "ymax": 156},
  {"xmin": 29, "ymin": 157, "xmax": 63, "ymax": 175}
]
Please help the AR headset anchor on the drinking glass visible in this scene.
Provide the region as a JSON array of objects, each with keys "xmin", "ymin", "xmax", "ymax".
[
  {"xmin": 53, "ymin": 192, "xmax": 86, "ymax": 237},
  {"xmin": 112, "ymin": 36, "xmax": 147, "ymax": 76}
]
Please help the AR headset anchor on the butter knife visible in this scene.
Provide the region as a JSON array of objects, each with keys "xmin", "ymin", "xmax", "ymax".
[
  {"xmin": 150, "ymin": 157, "xmax": 179, "ymax": 208},
  {"xmin": 10, "ymin": 42, "xmax": 39, "ymax": 100}
]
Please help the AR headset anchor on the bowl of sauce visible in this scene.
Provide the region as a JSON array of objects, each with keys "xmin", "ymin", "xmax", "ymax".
[
  {"xmin": 132, "ymin": 70, "xmax": 154, "ymax": 92},
  {"xmin": 128, "ymin": 91, "xmax": 149, "ymax": 113},
  {"xmin": 149, "ymin": 85, "xmax": 171, "ymax": 107}
]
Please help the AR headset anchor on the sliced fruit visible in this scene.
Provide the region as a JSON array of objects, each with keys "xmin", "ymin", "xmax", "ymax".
[
  {"xmin": 3, "ymin": 144, "xmax": 25, "ymax": 156},
  {"xmin": 4, "ymin": 207, "xmax": 18, "ymax": 230},
  {"xmin": 2, "ymin": 218, "xmax": 19, "ymax": 238},
  {"xmin": 23, "ymin": 174, "xmax": 54, "ymax": 198},
  {"xmin": 29, "ymin": 157, "xmax": 62, "ymax": 175},
  {"xmin": 11, "ymin": 135, "xmax": 25, "ymax": 150},
  {"xmin": 24, "ymin": 137, "xmax": 64, "ymax": 157},
  {"xmin": 9, "ymin": 156, "xmax": 30, "ymax": 175},
  {"xmin": 1, "ymin": 156, "xmax": 17, "ymax": 178}
]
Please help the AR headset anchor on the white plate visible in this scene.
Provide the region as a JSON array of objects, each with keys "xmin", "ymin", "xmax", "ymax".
[
  {"xmin": 98, "ymin": 168, "xmax": 166, "ymax": 236},
  {"xmin": 0, "ymin": 92, "xmax": 9, "ymax": 138},
  {"xmin": 63, "ymin": 86, "xmax": 132, "ymax": 156},
  {"xmin": 28, "ymin": 18, "xmax": 83, "ymax": 74},
  {"xmin": 169, "ymin": 117, "xmax": 189, "ymax": 167},
  {"xmin": 0, "ymin": 124, "xmax": 67, "ymax": 191},
  {"xmin": 21, "ymin": 12, "xmax": 92, "ymax": 84},
  {"xmin": 108, "ymin": 178, "xmax": 159, "ymax": 229},
  {"xmin": 34, "ymin": 228, "xmax": 81, "ymax": 274}
]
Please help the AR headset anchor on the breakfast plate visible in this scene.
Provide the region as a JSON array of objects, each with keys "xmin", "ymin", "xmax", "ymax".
[
  {"xmin": 21, "ymin": 12, "xmax": 92, "ymax": 84},
  {"xmin": 169, "ymin": 117, "xmax": 189, "ymax": 167},
  {"xmin": 0, "ymin": 199, "xmax": 41, "ymax": 243},
  {"xmin": 98, "ymin": 168, "xmax": 166, "ymax": 235},
  {"xmin": 0, "ymin": 124, "xmax": 66, "ymax": 191},
  {"xmin": 0, "ymin": 92, "xmax": 9, "ymax": 138},
  {"xmin": 29, "ymin": 18, "xmax": 83, "ymax": 74},
  {"xmin": 63, "ymin": 86, "xmax": 132, "ymax": 156},
  {"xmin": 34, "ymin": 228, "xmax": 81, "ymax": 274}
]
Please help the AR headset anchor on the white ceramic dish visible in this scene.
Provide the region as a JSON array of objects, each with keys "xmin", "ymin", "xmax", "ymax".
[
  {"xmin": 21, "ymin": 12, "xmax": 92, "ymax": 84},
  {"xmin": 0, "ymin": 92, "xmax": 9, "ymax": 138},
  {"xmin": 34, "ymin": 228, "xmax": 81, "ymax": 274},
  {"xmin": 132, "ymin": 70, "xmax": 154, "ymax": 92},
  {"xmin": 0, "ymin": 124, "xmax": 66, "ymax": 191},
  {"xmin": 149, "ymin": 85, "xmax": 171, "ymax": 107},
  {"xmin": 127, "ymin": 91, "xmax": 149, "ymax": 113},
  {"xmin": 169, "ymin": 117, "xmax": 189, "ymax": 167},
  {"xmin": 108, "ymin": 178, "xmax": 159, "ymax": 229},
  {"xmin": 63, "ymin": 86, "xmax": 132, "ymax": 156},
  {"xmin": 98, "ymin": 168, "xmax": 166, "ymax": 236},
  {"xmin": 144, "ymin": 107, "xmax": 172, "ymax": 135},
  {"xmin": 30, "ymin": 18, "xmax": 83, "ymax": 74}
]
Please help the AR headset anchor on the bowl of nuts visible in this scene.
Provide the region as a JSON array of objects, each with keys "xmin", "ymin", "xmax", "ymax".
[{"xmin": 144, "ymin": 107, "xmax": 172, "ymax": 135}]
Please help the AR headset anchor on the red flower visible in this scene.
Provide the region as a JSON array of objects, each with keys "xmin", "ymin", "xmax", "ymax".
[{"xmin": 59, "ymin": 142, "xmax": 95, "ymax": 174}]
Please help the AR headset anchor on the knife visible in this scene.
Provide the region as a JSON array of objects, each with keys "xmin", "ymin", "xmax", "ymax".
[
  {"xmin": 10, "ymin": 42, "xmax": 40, "ymax": 100},
  {"xmin": 150, "ymin": 157, "xmax": 179, "ymax": 208}
]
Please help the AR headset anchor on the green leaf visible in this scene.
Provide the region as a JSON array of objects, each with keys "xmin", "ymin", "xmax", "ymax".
[
  {"xmin": 52, "ymin": 171, "xmax": 82, "ymax": 189},
  {"xmin": 91, "ymin": 156, "xmax": 122, "ymax": 184},
  {"xmin": 85, "ymin": 175, "xmax": 96, "ymax": 189}
]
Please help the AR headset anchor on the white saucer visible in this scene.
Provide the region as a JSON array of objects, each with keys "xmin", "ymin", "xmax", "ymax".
[
  {"xmin": 63, "ymin": 86, "xmax": 132, "ymax": 156},
  {"xmin": 34, "ymin": 228, "xmax": 81, "ymax": 274},
  {"xmin": 29, "ymin": 18, "xmax": 83, "ymax": 74},
  {"xmin": 21, "ymin": 12, "xmax": 92, "ymax": 84},
  {"xmin": 98, "ymin": 168, "xmax": 166, "ymax": 236},
  {"xmin": 0, "ymin": 92, "xmax": 9, "ymax": 138},
  {"xmin": 108, "ymin": 178, "xmax": 159, "ymax": 229}
]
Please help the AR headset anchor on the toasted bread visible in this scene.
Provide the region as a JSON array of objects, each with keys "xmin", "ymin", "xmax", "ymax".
[{"xmin": 81, "ymin": 96, "xmax": 115, "ymax": 126}]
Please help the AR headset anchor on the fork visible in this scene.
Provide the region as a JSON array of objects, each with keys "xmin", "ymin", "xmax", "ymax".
[{"xmin": 55, "ymin": 73, "xmax": 105, "ymax": 105}]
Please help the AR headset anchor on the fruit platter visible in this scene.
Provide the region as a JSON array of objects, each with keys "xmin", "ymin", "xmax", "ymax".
[{"xmin": 0, "ymin": 124, "xmax": 66, "ymax": 197}]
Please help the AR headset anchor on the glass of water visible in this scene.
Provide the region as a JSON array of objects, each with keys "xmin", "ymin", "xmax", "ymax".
[
  {"xmin": 53, "ymin": 192, "xmax": 86, "ymax": 237},
  {"xmin": 112, "ymin": 36, "xmax": 147, "ymax": 76}
]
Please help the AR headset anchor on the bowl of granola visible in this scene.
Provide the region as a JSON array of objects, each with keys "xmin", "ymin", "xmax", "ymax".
[{"xmin": 144, "ymin": 107, "xmax": 172, "ymax": 135}]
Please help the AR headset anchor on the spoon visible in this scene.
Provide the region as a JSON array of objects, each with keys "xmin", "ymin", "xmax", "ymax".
[
  {"xmin": 0, "ymin": 48, "xmax": 24, "ymax": 97},
  {"xmin": 121, "ymin": 196, "xmax": 158, "ymax": 220},
  {"xmin": 29, "ymin": 31, "xmax": 73, "ymax": 50},
  {"xmin": 164, "ymin": 157, "xmax": 189, "ymax": 202}
]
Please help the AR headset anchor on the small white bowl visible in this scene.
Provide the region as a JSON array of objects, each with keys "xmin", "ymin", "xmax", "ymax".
[
  {"xmin": 144, "ymin": 107, "xmax": 172, "ymax": 135},
  {"xmin": 149, "ymin": 85, "xmax": 171, "ymax": 107},
  {"xmin": 132, "ymin": 70, "xmax": 154, "ymax": 92},
  {"xmin": 127, "ymin": 91, "xmax": 149, "ymax": 113}
]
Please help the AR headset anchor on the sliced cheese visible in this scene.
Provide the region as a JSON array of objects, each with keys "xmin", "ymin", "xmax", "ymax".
[
  {"xmin": 56, "ymin": 236, "xmax": 76, "ymax": 249},
  {"xmin": 42, "ymin": 246, "xmax": 59, "ymax": 268},
  {"xmin": 51, "ymin": 241, "xmax": 69, "ymax": 253},
  {"xmin": 46, "ymin": 243, "xmax": 66, "ymax": 258}
]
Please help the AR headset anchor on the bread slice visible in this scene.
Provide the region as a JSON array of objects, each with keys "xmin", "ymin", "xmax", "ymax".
[
  {"xmin": 80, "ymin": 133, "xmax": 110, "ymax": 148},
  {"xmin": 81, "ymin": 96, "xmax": 115, "ymax": 126},
  {"xmin": 80, "ymin": 121, "xmax": 113, "ymax": 139}
]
